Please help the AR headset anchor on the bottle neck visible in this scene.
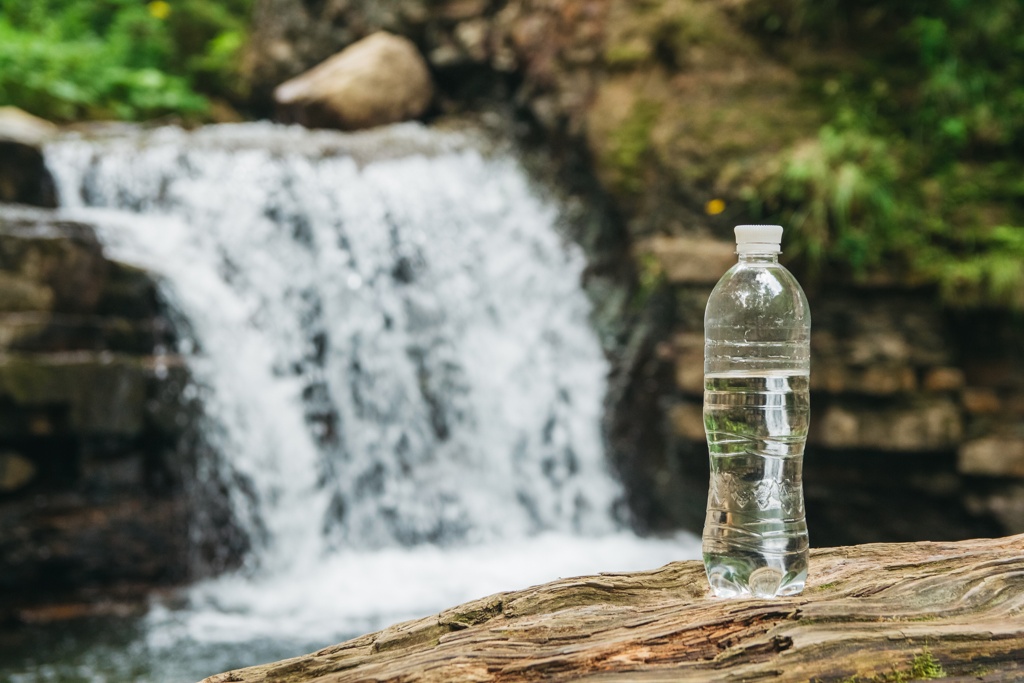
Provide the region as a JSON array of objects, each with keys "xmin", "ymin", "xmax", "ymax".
[{"xmin": 738, "ymin": 252, "xmax": 779, "ymax": 264}]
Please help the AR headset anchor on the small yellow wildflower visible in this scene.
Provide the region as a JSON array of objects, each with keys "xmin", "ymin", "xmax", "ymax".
[
  {"xmin": 148, "ymin": 1, "xmax": 171, "ymax": 20},
  {"xmin": 705, "ymin": 198, "xmax": 726, "ymax": 215}
]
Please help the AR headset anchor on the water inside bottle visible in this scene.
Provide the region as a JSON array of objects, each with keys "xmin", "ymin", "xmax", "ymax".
[{"xmin": 702, "ymin": 372, "xmax": 809, "ymax": 598}]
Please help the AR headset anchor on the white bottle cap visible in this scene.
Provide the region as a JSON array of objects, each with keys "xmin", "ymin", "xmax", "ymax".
[{"xmin": 734, "ymin": 225, "xmax": 783, "ymax": 254}]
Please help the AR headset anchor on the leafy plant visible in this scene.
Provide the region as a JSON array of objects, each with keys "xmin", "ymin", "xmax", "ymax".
[
  {"xmin": 838, "ymin": 649, "xmax": 946, "ymax": 682},
  {"xmin": 748, "ymin": 0, "xmax": 1024, "ymax": 309},
  {"xmin": 0, "ymin": 0, "xmax": 252, "ymax": 121},
  {"xmin": 755, "ymin": 125, "xmax": 901, "ymax": 273}
]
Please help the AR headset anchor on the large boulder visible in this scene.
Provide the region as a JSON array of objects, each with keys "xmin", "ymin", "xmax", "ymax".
[
  {"xmin": 0, "ymin": 107, "xmax": 58, "ymax": 208},
  {"xmin": 274, "ymin": 32, "xmax": 434, "ymax": 130}
]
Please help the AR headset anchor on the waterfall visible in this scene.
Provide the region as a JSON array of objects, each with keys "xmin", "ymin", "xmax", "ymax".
[{"xmin": 44, "ymin": 123, "xmax": 696, "ymax": 653}]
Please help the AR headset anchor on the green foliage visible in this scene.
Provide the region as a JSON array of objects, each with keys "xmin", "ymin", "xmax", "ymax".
[
  {"xmin": 749, "ymin": 0, "xmax": 1024, "ymax": 309},
  {"xmin": 0, "ymin": 0, "xmax": 252, "ymax": 121},
  {"xmin": 605, "ymin": 100, "xmax": 661, "ymax": 196},
  {"xmin": 756, "ymin": 125, "xmax": 901, "ymax": 273},
  {"xmin": 631, "ymin": 251, "xmax": 665, "ymax": 310},
  {"xmin": 838, "ymin": 650, "xmax": 946, "ymax": 683}
]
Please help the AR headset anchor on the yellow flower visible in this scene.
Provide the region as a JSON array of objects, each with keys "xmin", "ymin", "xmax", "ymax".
[
  {"xmin": 705, "ymin": 198, "xmax": 726, "ymax": 215},
  {"xmin": 148, "ymin": 1, "xmax": 171, "ymax": 20}
]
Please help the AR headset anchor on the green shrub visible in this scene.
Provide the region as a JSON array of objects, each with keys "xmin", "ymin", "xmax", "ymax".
[
  {"xmin": 0, "ymin": 0, "xmax": 251, "ymax": 121},
  {"xmin": 748, "ymin": 0, "xmax": 1024, "ymax": 309}
]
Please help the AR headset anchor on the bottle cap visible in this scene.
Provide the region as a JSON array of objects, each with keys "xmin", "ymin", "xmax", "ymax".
[{"xmin": 734, "ymin": 225, "xmax": 783, "ymax": 254}]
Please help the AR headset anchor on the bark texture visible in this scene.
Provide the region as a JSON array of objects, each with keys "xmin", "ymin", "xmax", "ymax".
[{"xmin": 205, "ymin": 534, "xmax": 1024, "ymax": 682}]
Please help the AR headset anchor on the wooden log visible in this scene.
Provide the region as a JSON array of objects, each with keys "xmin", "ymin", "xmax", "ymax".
[{"xmin": 205, "ymin": 535, "xmax": 1024, "ymax": 682}]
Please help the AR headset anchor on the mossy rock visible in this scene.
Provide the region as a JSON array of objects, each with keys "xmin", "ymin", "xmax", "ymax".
[
  {"xmin": 0, "ymin": 354, "xmax": 148, "ymax": 436},
  {"xmin": 587, "ymin": 0, "xmax": 822, "ymax": 237},
  {"xmin": 0, "ymin": 206, "xmax": 109, "ymax": 314}
]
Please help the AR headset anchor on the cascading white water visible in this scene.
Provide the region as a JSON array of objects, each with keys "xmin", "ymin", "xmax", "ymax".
[{"xmin": 44, "ymin": 123, "xmax": 697, "ymax": 655}]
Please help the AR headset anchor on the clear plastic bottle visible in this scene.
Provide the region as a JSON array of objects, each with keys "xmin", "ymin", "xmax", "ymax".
[{"xmin": 702, "ymin": 225, "xmax": 810, "ymax": 598}]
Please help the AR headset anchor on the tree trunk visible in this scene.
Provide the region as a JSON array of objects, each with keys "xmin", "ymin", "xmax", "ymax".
[{"xmin": 204, "ymin": 535, "xmax": 1024, "ymax": 682}]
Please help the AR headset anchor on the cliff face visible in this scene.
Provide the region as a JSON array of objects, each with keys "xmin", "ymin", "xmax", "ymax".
[
  {"xmin": 243, "ymin": 0, "xmax": 1024, "ymax": 544},
  {"xmin": 0, "ymin": 206, "xmax": 209, "ymax": 620}
]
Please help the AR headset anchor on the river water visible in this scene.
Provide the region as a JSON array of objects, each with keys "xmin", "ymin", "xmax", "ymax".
[{"xmin": 1, "ymin": 123, "xmax": 697, "ymax": 682}]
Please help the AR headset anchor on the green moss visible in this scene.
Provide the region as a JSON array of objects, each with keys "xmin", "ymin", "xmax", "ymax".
[
  {"xmin": 605, "ymin": 100, "xmax": 661, "ymax": 196},
  {"xmin": 839, "ymin": 650, "xmax": 947, "ymax": 683},
  {"xmin": 631, "ymin": 251, "xmax": 665, "ymax": 310},
  {"xmin": 604, "ymin": 42, "xmax": 652, "ymax": 69},
  {"xmin": 908, "ymin": 652, "xmax": 947, "ymax": 680}
]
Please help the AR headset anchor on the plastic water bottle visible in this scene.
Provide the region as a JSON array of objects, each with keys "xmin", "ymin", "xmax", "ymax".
[{"xmin": 702, "ymin": 225, "xmax": 810, "ymax": 598}]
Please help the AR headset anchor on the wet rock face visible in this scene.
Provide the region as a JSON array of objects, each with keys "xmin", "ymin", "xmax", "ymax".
[
  {"xmin": 0, "ymin": 207, "xmax": 210, "ymax": 617},
  {"xmin": 0, "ymin": 108, "xmax": 58, "ymax": 208}
]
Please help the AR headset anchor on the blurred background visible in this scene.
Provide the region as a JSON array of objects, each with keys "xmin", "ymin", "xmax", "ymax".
[{"xmin": 1, "ymin": 0, "xmax": 1022, "ymax": 680}]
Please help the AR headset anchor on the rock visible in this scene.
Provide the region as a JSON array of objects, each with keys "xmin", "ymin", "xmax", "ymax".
[
  {"xmin": 274, "ymin": 32, "xmax": 435, "ymax": 131},
  {"xmin": 604, "ymin": 312, "xmax": 693, "ymax": 534},
  {"xmin": 0, "ymin": 354, "xmax": 148, "ymax": 437},
  {"xmin": 0, "ymin": 452, "xmax": 36, "ymax": 492},
  {"xmin": 0, "ymin": 206, "xmax": 109, "ymax": 313},
  {"xmin": 0, "ymin": 312, "xmax": 164, "ymax": 354},
  {"xmin": 812, "ymin": 397, "xmax": 963, "ymax": 452},
  {"xmin": 969, "ymin": 484, "xmax": 1024, "ymax": 535},
  {"xmin": 437, "ymin": 0, "xmax": 489, "ymax": 21},
  {"xmin": 205, "ymin": 534, "xmax": 1024, "ymax": 683},
  {"xmin": 0, "ymin": 206, "xmax": 212, "ymax": 620},
  {"xmin": 243, "ymin": 0, "xmax": 428, "ymax": 104},
  {"xmin": 962, "ymin": 387, "xmax": 1002, "ymax": 414},
  {"xmin": 923, "ymin": 366, "xmax": 966, "ymax": 392},
  {"xmin": 0, "ymin": 107, "xmax": 58, "ymax": 208},
  {"xmin": 811, "ymin": 294, "xmax": 952, "ymax": 367},
  {"xmin": 960, "ymin": 438, "xmax": 1024, "ymax": 478},
  {"xmin": 810, "ymin": 361, "xmax": 917, "ymax": 395},
  {"xmin": 668, "ymin": 401, "xmax": 704, "ymax": 441},
  {"xmin": 0, "ymin": 271, "xmax": 54, "ymax": 311},
  {"xmin": 0, "ymin": 496, "xmax": 190, "ymax": 606},
  {"xmin": 671, "ymin": 332, "xmax": 703, "ymax": 395},
  {"xmin": 638, "ymin": 235, "xmax": 735, "ymax": 285},
  {"xmin": 246, "ymin": 0, "xmax": 602, "ymax": 133},
  {"xmin": 454, "ymin": 18, "xmax": 491, "ymax": 63},
  {"xmin": 0, "ymin": 107, "xmax": 57, "ymax": 146}
]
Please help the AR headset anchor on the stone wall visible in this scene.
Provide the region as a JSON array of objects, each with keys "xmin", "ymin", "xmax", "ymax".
[
  {"xmin": 643, "ymin": 235, "xmax": 1023, "ymax": 545},
  {"xmin": 0, "ymin": 206, "xmax": 202, "ymax": 619}
]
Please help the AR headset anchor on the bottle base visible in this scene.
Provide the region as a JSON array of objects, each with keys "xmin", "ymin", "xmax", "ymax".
[{"xmin": 704, "ymin": 553, "xmax": 807, "ymax": 598}]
